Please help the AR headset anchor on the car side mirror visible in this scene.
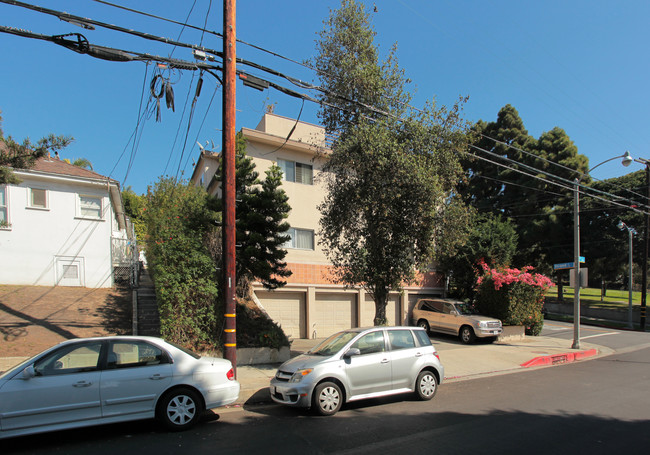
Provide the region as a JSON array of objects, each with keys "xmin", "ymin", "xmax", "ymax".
[
  {"xmin": 450, "ymin": 310, "xmax": 458, "ymax": 316},
  {"xmin": 344, "ymin": 348, "xmax": 361, "ymax": 358},
  {"xmin": 22, "ymin": 365, "xmax": 36, "ymax": 379}
]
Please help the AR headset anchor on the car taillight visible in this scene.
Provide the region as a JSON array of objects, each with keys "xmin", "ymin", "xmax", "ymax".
[
  {"xmin": 434, "ymin": 352, "xmax": 440, "ymax": 361},
  {"xmin": 226, "ymin": 368, "xmax": 235, "ymax": 381}
]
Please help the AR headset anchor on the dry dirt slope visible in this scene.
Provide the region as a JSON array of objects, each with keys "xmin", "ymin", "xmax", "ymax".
[{"xmin": 0, "ymin": 285, "xmax": 132, "ymax": 358}]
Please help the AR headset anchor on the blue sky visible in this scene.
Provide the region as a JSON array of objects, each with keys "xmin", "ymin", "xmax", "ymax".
[{"xmin": 1, "ymin": 0, "xmax": 649, "ymax": 195}]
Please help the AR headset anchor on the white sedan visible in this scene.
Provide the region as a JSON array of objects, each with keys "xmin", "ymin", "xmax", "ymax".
[{"xmin": 0, "ymin": 336, "xmax": 240, "ymax": 439}]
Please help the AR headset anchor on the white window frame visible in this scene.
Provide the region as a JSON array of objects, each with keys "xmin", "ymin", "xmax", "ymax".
[
  {"xmin": 77, "ymin": 194, "xmax": 104, "ymax": 220},
  {"xmin": 284, "ymin": 227, "xmax": 315, "ymax": 250},
  {"xmin": 0, "ymin": 185, "xmax": 9, "ymax": 228},
  {"xmin": 28, "ymin": 187, "xmax": 48, "ymax": 210},
  {"xmin": 278, "ymin": 159, "xmax": 313, "ymax": 185}
]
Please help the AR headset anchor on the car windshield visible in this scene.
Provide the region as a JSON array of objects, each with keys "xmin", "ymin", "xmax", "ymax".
[
  {"xmin": 308, "ymin": 331, "xmax": 358, "ymax": 356},
  {"xmin": 455, "ymin": 303, "xmax": 479, "ymax": 315}
]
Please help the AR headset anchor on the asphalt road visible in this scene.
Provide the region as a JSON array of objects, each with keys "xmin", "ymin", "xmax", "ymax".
[
  {"xmin": 6, "ymin": 340, "xmax": 649, "ymax": 455},
  {"xmin": 541, "ymin": 319, "xmax": 650, "ymax": 352}
]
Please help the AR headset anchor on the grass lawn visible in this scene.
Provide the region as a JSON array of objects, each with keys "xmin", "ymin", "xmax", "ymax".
[{"xmin": 546, "ymin": 286, "xmax": 644, "ymax": 308}]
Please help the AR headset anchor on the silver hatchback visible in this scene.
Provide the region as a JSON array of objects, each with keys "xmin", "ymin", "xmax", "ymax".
[{"xmin": 270, "ymin": 326, "xmax": 444, "ymax": 415}]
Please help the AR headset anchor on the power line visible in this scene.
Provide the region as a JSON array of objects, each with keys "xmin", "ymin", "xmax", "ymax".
[
  {"xmin": 4, "ymin": 2, "xmax": 646, "ymax": 219},
  {"xmin": 478, "ymin": 133, "xmax": 649, "ymax": 204},
  {"xmin": 467, "ymin": 144, "xmax": 650, "ymax": 216}
]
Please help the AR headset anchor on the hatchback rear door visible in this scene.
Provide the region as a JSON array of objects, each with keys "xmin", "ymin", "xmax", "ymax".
[{"xmin": 386, "ymin": 329, "xmax": 420, "ymax": 390}]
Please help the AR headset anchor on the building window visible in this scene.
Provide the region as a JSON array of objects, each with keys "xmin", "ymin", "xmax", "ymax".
[
  {"xmin": 278, "ymin": 159, "xmax": 313, "ymax": 185},
  {"xmin": 29, "ymin": 188, "xmax": 47, "ymax": 209},
  {"xmin": 0, "ymin": 185, "xmax": 8, "ymax": 227},
  {"xmin": 79, "ymin": 195, "xmax": 102, "ymax": 219},
  {"xmin": 284, "ymin": 227, "xmax": 314, "ymax": 250}
]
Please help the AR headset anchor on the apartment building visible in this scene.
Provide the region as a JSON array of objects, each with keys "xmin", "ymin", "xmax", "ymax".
[{"xmin": 191, "ymin": 113, "xmax": 445, "ymax": 339}]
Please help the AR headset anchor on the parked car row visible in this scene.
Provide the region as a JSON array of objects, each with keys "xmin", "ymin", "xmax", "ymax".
[{"xmin": 2, "ymin": 310, "xmax": 501, "ymax": 438}]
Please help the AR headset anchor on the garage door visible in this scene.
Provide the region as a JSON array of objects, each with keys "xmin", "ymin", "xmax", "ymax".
[
  {"xmin": 256, "ymin": 291, "xmax": 305, "ymax": 339},
  {"xmin": 312, "ymin": 293, "xmax": 356, "ymax": 338},
  {"xmin": 361, "ymin": 294, "xmax": 400, "ymax": 327}
]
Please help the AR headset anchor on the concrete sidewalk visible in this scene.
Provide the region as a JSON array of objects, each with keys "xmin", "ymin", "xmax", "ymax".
[
  {"xmin": 233, "ymin": 335, "xmax": 610, "ymax": 406},
  {"xmin": 0, "ymin": 335, "xmax": 609, "ymax": 407}
]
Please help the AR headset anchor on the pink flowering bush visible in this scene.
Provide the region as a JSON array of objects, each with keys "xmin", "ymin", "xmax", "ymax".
[{"xmin": 474, "ymin": 260, "xmax": 554, "ymax": 336}]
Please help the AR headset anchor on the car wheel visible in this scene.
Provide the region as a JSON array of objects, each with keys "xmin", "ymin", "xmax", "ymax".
[
  {"xmin": 157, "ymin": 388, "xmax": 203, "ymax": 431},
  {"xmin": 415, "ymin": 370, "xmax": 437, "ymax": 400},
  {"xmin": 312, "ymin": 381, "xmax": 343, "ymax": 416},
  {"xmin": 417, "ymin": 320, "xmax": 430, "ymax": 333},
  {"xmin": 459, "ymin": 326, "xmax": 476, "ymax": 344}
]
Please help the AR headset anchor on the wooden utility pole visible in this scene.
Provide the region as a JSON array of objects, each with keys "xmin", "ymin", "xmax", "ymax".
[{"xmin": 222, "ymin": 0, "xmax": 237, "ymax": 374}]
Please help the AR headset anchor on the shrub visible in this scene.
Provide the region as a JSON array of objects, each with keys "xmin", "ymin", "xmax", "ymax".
[
  {"xmin": 475, "ymin": 260, "xmax": 553, "ymax": 336},
  {"xmin": 144, "ymin": 178, "xmax": 221, "ymax": 351},
  {"xmin": 236, "ymin": 298, "xmax": 290, "ymax": 349}
]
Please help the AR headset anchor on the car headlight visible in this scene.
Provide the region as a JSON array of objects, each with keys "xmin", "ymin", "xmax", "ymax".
[
  {"xmin": 289, "ymin": 368, "xmax": 313, "ymax": 383},
  {"xmin": 478, "ymin": 321, "xmax": 488, "ymax": 328}
]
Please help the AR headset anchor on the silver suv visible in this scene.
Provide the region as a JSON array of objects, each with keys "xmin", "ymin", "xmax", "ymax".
[
  {"xmin": 270, "ymin": 326, "xmax": 443, "ymax": 416},
  {"xmin": 412, "ymin": 298, "xmax": 502, "ymax": 344}
]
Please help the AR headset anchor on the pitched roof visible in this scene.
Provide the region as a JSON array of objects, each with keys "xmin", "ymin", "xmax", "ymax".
[{"xmin": 31, "ymin": 156, "xmax": 112, "ymax": 181}]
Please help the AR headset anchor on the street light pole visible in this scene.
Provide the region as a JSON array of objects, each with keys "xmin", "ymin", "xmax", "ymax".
[
  {"xmin": 573, "ymin": 178, "xmax": 582, "ymax": 349},
  {"xmin": 634, "ymin": 157, "xmax": 650, "ymax": 332},
  {"xmin": 572, "ymin": 151, "xmax": 633, "ymax": 349},
  {"xmin": 618, "ymin": 221, "xmax": 636, "ymax": 329}
]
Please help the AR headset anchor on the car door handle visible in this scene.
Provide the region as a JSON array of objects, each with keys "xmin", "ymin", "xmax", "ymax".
[
  {"xmin": 415, "ymin": 352, "xmax": 423, "ymax": 357},
  {"xmin": 149, "ymin": 374, "xmax": 165, "ymax": 380},
  {"xmin": 381, "ymin": 359, "xmax": 390, "ymax": 364},
  {"xmin": 73, "ymin": 381, "xmax": 92, "ymax": 387}
]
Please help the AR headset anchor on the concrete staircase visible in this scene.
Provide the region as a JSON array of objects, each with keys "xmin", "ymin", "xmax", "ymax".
[{"xmin": 135, "ymin": 267, "xmax": 160, "ymax": 336}]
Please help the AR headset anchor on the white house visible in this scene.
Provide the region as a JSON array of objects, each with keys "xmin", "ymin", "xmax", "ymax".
[
  {"xmin": 0, "ymin": 155, "xmax": 134, "ymax": 288},
  {"xmin": 191, "ymin": 114, "xmax": 446, "ymax": 339}
]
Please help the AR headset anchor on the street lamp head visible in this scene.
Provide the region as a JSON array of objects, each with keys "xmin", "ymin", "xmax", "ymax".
[
  {"xmin": 618, "ymin": 220, "xmax": 625, "ymax": 230},
  {"xmin": 622, "ymin": 150, "xmax": 633, "ymax": 167}
]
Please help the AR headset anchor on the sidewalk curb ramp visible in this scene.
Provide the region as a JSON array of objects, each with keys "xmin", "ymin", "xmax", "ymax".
[{"xmin": 520, "ymin": 348, "xmax": 598, "ymax": 368}]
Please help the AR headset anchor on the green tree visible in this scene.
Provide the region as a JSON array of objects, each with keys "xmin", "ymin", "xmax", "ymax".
[
  {"xmin": 237, "ymin": 163, "xmax": 292, "ymax": 296},
  {"xmin": 0, "ymin": 111, "xmax": 73, "ymax": 184},
  {"xmin": 314, "ymin": 0, "xmax": 471, "ymax": 325},
  {"xmin": 581, "ymin": 170, "xmax": 645, "ymax": 290},
  {"xmin": 211, "ymin": 131, "xmax": 292, "ymax": 298},
  {"xmin": 438, "ymin": 212, "xmax": 518, "ymax": 301},
  {"xmin": 461, "ymin": 104, "xmax": 535, "ymax": 212},
  {"xmin": 461, "ymin": 105, "xmax": 589, "ymax": 272},
  {"xmin": 122, "ymin": 186, "xmax": 146, "ymax": 244},
  {"xmin": 143, "ymin": 177, "xmax": 221, "ymax": 350},
  {"xmin": 312, "ymin": 0, "xmax": 408, "ymax": 133}
]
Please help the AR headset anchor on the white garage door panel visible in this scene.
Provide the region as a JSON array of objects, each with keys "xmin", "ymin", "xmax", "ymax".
[
  {"xmin": 312, "ymin": 293, "xmax": 356, "ymax": 338},
  {"xmin": 361, "ymin": 295, "xmax": 400, "ymax": 326},
  {"xmin": 256, "ymin": 291, "xmax": 305, "ymax": 339}
]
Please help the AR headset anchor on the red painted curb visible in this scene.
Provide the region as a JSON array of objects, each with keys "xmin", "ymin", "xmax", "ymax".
[{"xmin": 520, "ymin": 349, "xmax": 598, "ymax": 368}]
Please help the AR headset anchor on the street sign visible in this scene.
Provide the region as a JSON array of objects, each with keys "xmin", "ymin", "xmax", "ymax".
[
  {"xmin": 553, "ymin": 257, "xmax": 585, "ymax": 270},
  {"xmin": 570, "ymin": 268, "xmax": 588, "ymax": 287}
]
